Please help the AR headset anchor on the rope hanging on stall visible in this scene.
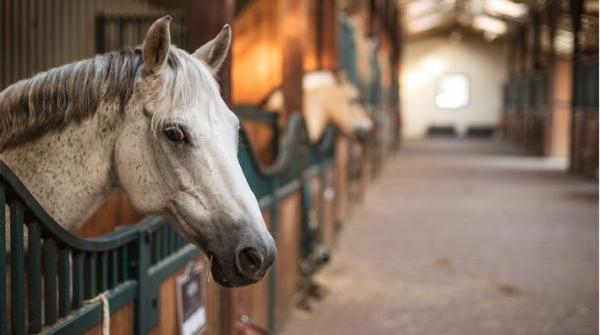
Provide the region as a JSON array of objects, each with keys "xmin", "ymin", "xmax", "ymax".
[{"xmin": 84, "ymin": 292, "xmax": 110, "ymax": 335}]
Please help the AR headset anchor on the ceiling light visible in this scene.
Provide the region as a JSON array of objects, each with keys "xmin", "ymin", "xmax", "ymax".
[
  {"xmin": 484, "ymin": 0, "xmax": 528, "ymax": 19},
  {"xmin": 406, "ymin": 0, "xmax": 457, "ymax": 18}
]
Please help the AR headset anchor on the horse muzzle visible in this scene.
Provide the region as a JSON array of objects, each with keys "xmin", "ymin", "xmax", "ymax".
[{"xmin": 208, "ymin": 232, "xmax": 277, "ymax": 287}]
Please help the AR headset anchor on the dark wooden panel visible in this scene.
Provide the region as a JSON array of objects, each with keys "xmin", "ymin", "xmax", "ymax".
[
  {"xmin": 83, "ymin": 303, "xmax": 134, "ymax": 335},
  {"xmin": 275, "ymin": 193, "xmax": 302, "ymax": 327},
  {"xmin": 280, "ymin": 0, "xmax": 307, "ymax": 115}
]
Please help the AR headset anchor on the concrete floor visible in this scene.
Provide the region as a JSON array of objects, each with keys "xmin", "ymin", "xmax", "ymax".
[{"xmin": 282, "ymin": 139, "xmax": 598, "ymax": 335}]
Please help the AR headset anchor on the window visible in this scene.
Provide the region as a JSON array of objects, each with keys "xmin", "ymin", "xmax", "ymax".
[{"xmin": 435, "ymin": 73, "xmax": 469, "ymax": 109}]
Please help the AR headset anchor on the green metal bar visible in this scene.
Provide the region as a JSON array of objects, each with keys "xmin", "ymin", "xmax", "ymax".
[
  {"xmin": 162, "ymin": 227, "xmax": 169, "ymax": 258},
  {"xmin": 166, "ymin": 226, "xmax": 174, "ymax": 255},
  {"xmin": 0, "ymin": 162, "xmax": 139, "ymax": 253},
  {"xmin": 10, "ymin": 201, "xmax": 26, "ymax": 334},
  {"xmin": 45, "ymin": 281, "xmax": 137, "ymax": 335},
  {"xmin": 110, "ymin": 250, "xmax": 118, "ymax": 289},
  {"xmin": 28, "ymin": 221, "xmax": 42, "ymax": 333},
  {"xmin": 178, "ymin": 233, "xmax": 185, "ymax": 249},
  {"xmin": 157, "ymin": 229, "xmax": 164, "ymax": 261},
  {"xmin": 120, "ymin": 247, "xmax": 128, "ymax": 282},
  {"xmin": 44, "ymin": 239, "xmax": 58, "ymax": 326},
  {"xmin": 171, "ymin": 228, "xmax": 179, "ymax": 253},
  {"xmin": 135, "ymin": 232, "xmax": 152, "ymax": 335},
  {"xmin": 84, "ymin": 253, "xmax": 97, "ymax": 299},
  {"xmin": 99, "ymin": 252, "xmax": 108, "ymax": 292},
  {"xmin": 145, "ymin": 244, "xmax": 202, "ymax": 332},
  {"xmin": 147, "ymin": 244, "xmax": 201, "ymax": 282},
  {"xmin": 152, "ymin": 232, "xmax": 159, "ymax": 264},
  {"xmin": 58, "ymin": 248, "xmax": 70, "ymax": 318},
  {"xmin": 268, "ymin": 179, "xmax": 279, "ymax": 333},
  {"xmin": 0, "ymin": 183, "xmax": 5, "ymax": 335},
  {"xmin": 72, "ymin": 252, "xmax": 84, "ymax": 310}
]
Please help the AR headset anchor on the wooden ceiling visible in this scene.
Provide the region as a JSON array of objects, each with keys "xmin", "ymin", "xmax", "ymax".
[{"xmin": 398, "ymin": 0, "xmax": 598, "ymax": 55}]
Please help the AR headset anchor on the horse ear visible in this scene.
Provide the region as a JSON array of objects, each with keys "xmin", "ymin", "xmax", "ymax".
[
  {"xmin": 143, "ymin": 15, "xmax": 172, "ymax": 73},
  {"xmin": 192, "ymin": 25, "xmax": 232, "ymax": 74}
]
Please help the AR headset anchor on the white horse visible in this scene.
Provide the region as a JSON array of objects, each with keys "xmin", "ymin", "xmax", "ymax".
[{"xmin": 0, "ymin": 16, "xmax": 276, "ymax": 287}]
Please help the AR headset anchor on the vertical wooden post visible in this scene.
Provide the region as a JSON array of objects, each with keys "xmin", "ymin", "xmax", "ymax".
[
  {"xmin": 319, "ymin": 0, "xmax": 338, "ymax": 70},
  {"xmin": 187, "ymin": 0, "xmax": 235, "ymax": 103},
  {"xmin": 569, "ymin": 0, "xmax": 584, "ymax": 171},
  {"xmin": 544, "ymin": 2, "xmax": 559, "ymax": 156},
  {"xmin": 532, "ymin": 12, "xmax": 541, "ymax": 71},
  {"xmin": 186, "ymin": 2, "xmax": 236, "ymax": 334},
  {"xmin": 531, "ymin": 11, "xmax": 542, "ymax": 154},
  {"xmin": 501, "ymin": 31, "xmax": 517, "ymax": 139},
  {"xmin": 391, "ymin": 1, "xmax": 402, "ymax": 148},
  {"xmin": 280, "ymin": 0, "xmax": 307, "ymax": 115}
]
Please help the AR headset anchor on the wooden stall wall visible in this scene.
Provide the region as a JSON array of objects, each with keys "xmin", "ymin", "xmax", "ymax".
[
  {"xmin": 320, "ymin": 166, "xmax": 338, "ymax": 247},
  {"xmin": 549, "ymin": 59, "xmax": 573, "ymax": 158},
  {"xmin": 232, "ymin": 211, "xmax": 273, "ymax": 332},
  {"xmin": 232, "ymin": 0, "xmax": 310, "ymax": 332},
  {"xmin": 148, "ymin": 257, "xmax": 222, "ymax": 335},
  {"xmin": 83, "ymin": 304, "xmax": 135, "ymax": 335},
  {"xmin": 232, "ymin": 0, "xmax": 283, "ymax": 166},
  {"xmin": 502, "ymin": 0, "xmax": 597, "ymax": 178},
  {"xmin": 232, "ymin": 0, "xmax": 282, "ymax": 105},
  {"xmin": 335, "ymin": 137, "xmax": 351, "ymax": 224},
  {"xmin": 0, "ymin": 0, "xmax": 184, "ymax": 91}
]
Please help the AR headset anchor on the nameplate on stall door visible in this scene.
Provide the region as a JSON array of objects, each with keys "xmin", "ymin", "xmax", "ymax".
[{"xmin": 177, "ymin": 262, "xmax": 207, "ymax": 335}]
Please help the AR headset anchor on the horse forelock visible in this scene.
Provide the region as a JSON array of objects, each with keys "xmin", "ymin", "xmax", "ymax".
[
  {"xmin": 0, "ymin": 46, "xmax": 216, "ymax": 152},
  {"xmin": 149, "ymin": 48, "xmax": 223, "ymax": 133}
]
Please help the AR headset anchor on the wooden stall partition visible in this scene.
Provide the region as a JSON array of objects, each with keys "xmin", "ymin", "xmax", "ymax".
[
  {"xmin": 335, "ymin": 137, "xmax": 351, "ymax": 225},
  {"xmin": 347, "ymin": 139, "xmax": 369, "ymax": 207},
  {"xmin": 360, "ymin": 141, "xmax": 372, "ymax": 197},
  {"xmin": 240, "ymin": 118, "xmax": 279, "ymax": 165},
  {"xmin": 377, "ymin": 44, "xmax": 393, "ymax": 157},
  {"xmin": 280, "ymin": 0, "xmax": 308, "ymax": 117},
  {"xmin": 309, "ymin": 176, "xmax": 323, "ymax": 241},
  {"xmin": 231, "ymin": 211, "xmax": 273, "ymax": 332},
  {"xmin": 320, "ymin": 165, "xmax": 338, "ymax": 248},
  {"xmin": 148, "ymin": 256, "xmax": 222, "ymax": 335},
  {"xmin": 549, "ymin": 59, "xmax": 573, "ymax": 158},
  {"xmin": 77, "ymin": 192, "xmax": 142, "ymax": 238},
  {"xmin": 305, "ymin": 0, "xmax": 321, "ymax": 72},
  {"xmin": 232, "ymin": 0, "xmax": 283, "ymax": 105},
  {"xmin": 307, "ymin": 168, "xmax": 338, "ymax": 247},
  {"xmin": 305, "ymin": 0, "xmax": 339, "ymax": 72},
  {"xmin": 275, "ymin": 193, "xmax": 303, "ymax": 328},
  {"xmin": 83, "ymin": 303, "xmax": 135, "ymax": 335},
  {"xmin": 580, "ymin": 112, "xmax": 599, "ymax": 177}
]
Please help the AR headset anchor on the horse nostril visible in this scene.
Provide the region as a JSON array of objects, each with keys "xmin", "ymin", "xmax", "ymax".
[{"xmin": 237, "ymin": 247, "xmax": 264, "ymax": 278}]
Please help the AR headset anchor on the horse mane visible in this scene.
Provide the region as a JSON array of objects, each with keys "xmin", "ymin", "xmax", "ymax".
[{"xmin": 0, "ymin": 46, "xmax": 206, "ymax": 152}]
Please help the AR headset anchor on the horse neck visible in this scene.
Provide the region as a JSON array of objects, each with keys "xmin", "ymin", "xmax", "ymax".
[{"xmin": 0, "ymin": 102, "xmax": 122, "ymax": 230}]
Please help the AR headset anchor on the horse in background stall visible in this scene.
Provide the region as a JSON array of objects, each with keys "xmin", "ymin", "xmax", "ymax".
[
  {"xmin": 244, "ymin": 71, "xmax": 373, "ymax": 164},
  {"xmin": 1, "ymin": 16, "xmax": 276, "ymax": 289}
]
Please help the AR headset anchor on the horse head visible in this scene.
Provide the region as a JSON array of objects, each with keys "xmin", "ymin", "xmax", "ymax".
[
  {"xmin": 329, "ymin": 72, "xmax": 373, "ymax": 141},
  {"xmin": 116, "ymin": 16, "xmax": 276, "ymax": 287}
]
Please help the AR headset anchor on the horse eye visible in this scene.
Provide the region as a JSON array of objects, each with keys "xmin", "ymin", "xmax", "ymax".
[{"xmin": 163, "ymin": 124, "xmax": 186, "ymax": 143}]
